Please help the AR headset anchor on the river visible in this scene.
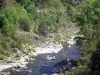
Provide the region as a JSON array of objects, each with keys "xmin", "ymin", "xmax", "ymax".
[{"xmin": 2, "ymin": 36, "xmax": 82, "ymax": 75}]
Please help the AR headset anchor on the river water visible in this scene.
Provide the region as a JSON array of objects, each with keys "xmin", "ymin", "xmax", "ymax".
[{"xmin": 2, "ymin": 39, "xmax": 82, "ymax": 75}]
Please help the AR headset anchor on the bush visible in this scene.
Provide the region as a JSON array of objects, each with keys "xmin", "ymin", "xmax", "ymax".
[
  {"xmin": 0, "ymin": 5, "xmax": 32, "ymax": 57},
  {"xmin": 0, "ymin": 8, "xmax": 19, "ymax": 36},
  {"xmin": 38, "ymin": 21, "xmax": 50, "ymax": 37},
  {"xmin": 17, "ymin": 0, "xmax": 30, "ymax": 7},
  {"xmin": 0, "ymin": 55, "xmax": 4, "ymax": 60},
  {"xmin": 0, "ymin": 33, "xmax": 29, "ymax": 57},
  {"xmin": 90, "ymin": 41, "xmax": 100, "ymax": 75},
  {"xmin": 19, "ymin": 18, "xmax": 32, "ymax": 31},
  {"xmin": 66, "ymin": 66, "xmax": 90, "ymax": 75}
]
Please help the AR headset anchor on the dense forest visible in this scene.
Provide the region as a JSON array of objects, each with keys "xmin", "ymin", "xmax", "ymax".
[{"xmin": 0, "ymin": 0, "xmax": 100, "ymax": 75}]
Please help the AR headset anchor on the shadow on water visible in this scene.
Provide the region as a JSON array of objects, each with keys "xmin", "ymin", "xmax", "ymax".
[{"xmin": 2, "ymin": 42, "xmax": 82, "ymax": 75}]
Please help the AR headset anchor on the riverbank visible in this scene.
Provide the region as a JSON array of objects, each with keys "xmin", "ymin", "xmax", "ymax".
[
  {"xmin": 0, "ymin": 53, "xmax": 36, "ymax": 72},
  {"xmin": 0, "ymin": 35, "xmax": 77, "ymax": 72},
  {"xmin": 0, "ymin": 23, "xmax": 81, "ymax": 74}
]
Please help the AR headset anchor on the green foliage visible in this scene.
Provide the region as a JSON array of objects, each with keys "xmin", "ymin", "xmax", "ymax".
[
  {"xmin": 65, "ymin": 66, "xmax": 90, "ymax": 75},
  {"xmin": 0, "ymin": 34, "xmax": 29, "ymax": 58},
  {"xmin": 75, "ymin": 0, "xmax": 100, "ymax": 75},
  {"xmin": 25, "ymin": 2, "xmax": 37, "ymax": 19},
  {"xmin": 90, "ymin": 41, "xmax": 100, "ymax": 75},
  {"xmin": 19, "ymin": 18, "xmax": 32, "ymax": 31},
  {"xmin": 61, "ymin": 0, "xmax": 77, "ymax": 6},
  {"xmin": 0, "ymin": 8, "xmax": 18, "ymax": 36},
  {"xmin": 35, "ymin": 0, "xmax": 69, "ymax": 33},
  {"xmin": 0, "ymin": 6, "xmax": 29, "ymax": 35},
  {"xmin": 18, "ymin": 0, "xmax": 31, "ymax": 7},
  {"xmin": 74, "ymin": 0, "xmax": 100, "ymax": 59},
  {"xmin": 0, "ymin": 7, "xmax": 30, "ymax": 57},
  {"xmin": 0, "ymin": 55, "xmax": 4, "ymax": 60},
  {"xmin": 77, "ymin": 0, "xmax": 100, "ymax": 38},
  {"xmin": 14, "ymin": 53, "xmax": 21, "ymax": 58},
  {"xmin": 1, "ymin": 0, "xmax": 71, "ymax": 57},
  {"xmin": 75, "ymin": 36, "xmax": 86, "ymax": 45}
]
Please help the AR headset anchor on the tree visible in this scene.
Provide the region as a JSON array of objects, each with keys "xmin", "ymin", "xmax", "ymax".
[
  {"xmin": 90, "ymin": 41, "xmax": 100, "ymax": 75},
  {"xmin": 0, "ymin": 8, "xmax": 19, "ymax": 36}
]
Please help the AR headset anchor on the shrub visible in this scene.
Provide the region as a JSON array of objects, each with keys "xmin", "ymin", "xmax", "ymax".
[
  {"xmin": 90, "ymin": 41, "xmax": 100, "ymax": 75},
  {"xmin": 0, "ymin": 8, "xmax": 19, "ymax": 36},
  {"xmin": 19, "ymin": 18, "xmax": 32, "ymax": 31},
  {"xmin": 66, "ymin": 66, "xmax": 90, "ymax": 75},
  {"xmin": 17, "ymin": 0, "xmax": 30, "ymax": 7},
  {"xmin": 0, "ymin": 55, "xmax": 4, "ymax": 60},
  {"xmin": 38, "ymin": 21, "xmax": 50, "ymax": 37}
]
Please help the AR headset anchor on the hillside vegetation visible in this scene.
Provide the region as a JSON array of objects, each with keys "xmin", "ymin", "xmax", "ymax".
[{"xmin": 0, "ymin": 0, "xmax": 75, "ymax": 59}]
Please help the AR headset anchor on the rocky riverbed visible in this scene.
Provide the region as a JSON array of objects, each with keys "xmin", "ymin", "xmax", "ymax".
[
  {"xmin": 0, "ymin": 34, "xmax": 82, "ymax": 75},
  {"xmin": 0, "ymin": 23, "xmax": 82, "ymax": 75}
]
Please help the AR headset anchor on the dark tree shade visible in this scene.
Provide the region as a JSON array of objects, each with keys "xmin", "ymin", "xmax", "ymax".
[
  {"xmin": 90, "ymin": 42, "xmax": 100, "ymax": 75},
  {"xmin": 0, "ymin": 22, "xmax": 3, "ymax": 28},
  {"xmin": 0, "ymin": 0, "xmax": 6, "ymax": 8}
]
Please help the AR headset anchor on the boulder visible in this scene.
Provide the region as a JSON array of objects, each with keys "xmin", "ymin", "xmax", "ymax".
[
  {"xmin": 48, "ymin": 33, "xmax": 56, "ymax": 38},
  {"xmin": 13, "ymin": 48, "xmax": 19, "ymax": 53},
  {"xmin": 3, "ymin": 57, "xmax": 12, "ymax": 63},
  {"xmin": 23, "ymin": 50, "xmax": 28, "ymax": 55},
  {"xmin": 13, "ymin": 65, "xmax": 21, "ymax": 69}
]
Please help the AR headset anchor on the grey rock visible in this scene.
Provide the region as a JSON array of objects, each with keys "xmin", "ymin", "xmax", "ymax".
[
  {"xmin": 3, "ymin": 57, "xmax": 12, "ymax": 63},
  {"xmin": 13, "ymin": 48, "xmax": 19, "ymax": 53}
]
